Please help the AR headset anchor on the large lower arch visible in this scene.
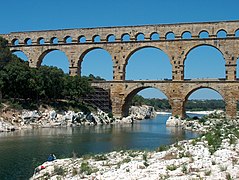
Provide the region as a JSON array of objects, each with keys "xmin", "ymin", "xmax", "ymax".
[
  {"xmin": 122, "ymin": 86, "xmax": 170, "ymax": 117},
  {"xmin": 184, "ymin": 44, "xmax": 226, "ymax": 79},
  {"xmin": 79, "ymin": 47, "xmax": 113, "ymax": 80},
  {"xmin": 38, "ymin": 49, "xmax": 70, "ymax": 73},
  {"xmin": 11, "ymin": 50, "xmax": 29, "ymax": 62},
  {"xmin": 124, "ymin": 46, "xmax": 172, "ymax": 80},
  {"xmin": 183, "ymin": 86, "xmax": 225, "ymax": 117}
]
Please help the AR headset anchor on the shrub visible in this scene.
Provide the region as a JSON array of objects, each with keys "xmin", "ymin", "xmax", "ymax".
[
  {"xmin": 54, "ymin": 166, "xmax": 65, "ymax": 176},
  {"xmin": 166, "ymin": 164, "xmax": 177, "ymax": 171}
]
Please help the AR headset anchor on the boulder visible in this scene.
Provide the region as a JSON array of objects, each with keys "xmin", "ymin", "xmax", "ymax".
[{"xmin": 166, "ymin": 116, "xmax": 182, "ymax": 127}]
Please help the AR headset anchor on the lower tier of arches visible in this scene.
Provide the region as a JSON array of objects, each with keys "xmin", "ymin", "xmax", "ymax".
[{"xmin": 92, "ymin": 80, "xmax": 239, "ymax": 119}]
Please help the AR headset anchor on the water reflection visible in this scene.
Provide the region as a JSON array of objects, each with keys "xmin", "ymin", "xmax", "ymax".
[{"xmin": 0, "ymin": 114, "xmax": 198, "ymax": 179}]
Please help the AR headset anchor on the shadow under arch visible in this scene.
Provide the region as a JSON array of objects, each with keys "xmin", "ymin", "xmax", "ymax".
[
  {"xmin": 38, "ymin": 49, "xmax": 70, "ymax": 73},
  {"xmin": 183, "ymin": 86, "xmax": 225, "ymax": 114},
  {"xmin": 79, "ymin": 47, "xmax": 113, "ymax": 80},
  {"xmin": 122, "ymin": 86, "xmax": 170, "ymax": 117},
  {"xmin": 11, "ymin": 50, "xmax": 29, "ymax": 62},
  {"xmin": 124, "ymin": 46, "xmax": 172, "ymax": 80},
  {"xmin": 184, "ymin": 44, "xmax": 226, "ymax": 79}
]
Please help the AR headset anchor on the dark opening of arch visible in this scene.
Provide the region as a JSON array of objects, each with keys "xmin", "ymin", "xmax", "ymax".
[
  {"xmin": 38, "ymin": 37, "xmax": 45, "ymax": 45},
  {"xmin": 25, "ymin": 38, "xmax": 32, "ymax": 45},
  {"xmin": 79, "ymin": 36, "xmax": 86, "ymax": 43},
  {"xmin": 51, "ymin": 37, "xmax": 58, "ymax": 44},
  {"xmin": 12, "ymin": 39, "xmax": 19, "ymax": 46},
  {"xmin": 65, "ymin": 36, "xmax": 72, "ymax": 43}
]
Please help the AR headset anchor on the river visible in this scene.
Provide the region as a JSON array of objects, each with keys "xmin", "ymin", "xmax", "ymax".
[{"xmin": 0, "ymin": 114, "xmax": 199, "ymax": 179}]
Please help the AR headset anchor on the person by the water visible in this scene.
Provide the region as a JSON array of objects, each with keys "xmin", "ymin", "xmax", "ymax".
[{"xmin": 47, "ymin": 154, "xmax": 56, "ymax": 161}]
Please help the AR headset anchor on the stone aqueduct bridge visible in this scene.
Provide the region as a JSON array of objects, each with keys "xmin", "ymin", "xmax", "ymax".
[{"xmin": 1, "ymin": 20, "xmax": 239, "ymax": 118}]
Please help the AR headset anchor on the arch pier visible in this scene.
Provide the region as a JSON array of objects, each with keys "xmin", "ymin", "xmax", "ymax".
[{"xmin": 1, "ymin": 20, "xmax": 239, "ymax": 118}]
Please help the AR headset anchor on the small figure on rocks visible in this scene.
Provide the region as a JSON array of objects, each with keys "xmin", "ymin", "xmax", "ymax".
[{"xmin": 47, "ymin": 154, "xmax": 56, "ymax": 161}]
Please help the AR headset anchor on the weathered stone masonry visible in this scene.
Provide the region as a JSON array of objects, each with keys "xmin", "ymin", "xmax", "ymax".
[{"xmin": 1, "ymin": 20, "xmax": 239, "ymax": 118}]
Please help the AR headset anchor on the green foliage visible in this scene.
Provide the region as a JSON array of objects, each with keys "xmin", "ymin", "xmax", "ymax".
[
  {"xmin": 204, "ymin": 128, "xmax": 222, "ymax": 154},
  {"xmin": 80, "ymin": 162, "xmax": 98, "ymax": 175},
  {"xmin": 0, "ymin": 37, "xmax": 95, "ymax": 111},
  {"xmin": 166, "ymin": 164, "xmax": 177, "ymax": 171},
  {"xmin": 54, "ymin": 166, "xmax": 65, "ymax": 176},
  {"xmin": 132, "ymin": 94, "xmax": 225, "ymax": 111},
  {"xmin": 94, "ymin": 154, "xmax": 108, "ymax": 161},
  {"xmin": 156, "ymin": 145, "xmax": 170, "ymax": 152}
]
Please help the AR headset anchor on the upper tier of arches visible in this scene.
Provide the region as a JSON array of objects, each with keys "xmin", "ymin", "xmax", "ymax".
[{"xmin": 5, "ymin": 20, "xmax": 239, "ymax": 46}]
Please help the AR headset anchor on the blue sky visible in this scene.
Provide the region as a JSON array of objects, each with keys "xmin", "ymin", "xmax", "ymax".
[{"xmin": 2, "ymin": 0, "xmax": 239, "ymax": 100}]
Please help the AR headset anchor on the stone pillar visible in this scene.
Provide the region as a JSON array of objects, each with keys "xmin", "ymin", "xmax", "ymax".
[
  {"xmin": 170, "ymin": 98, "xmax": 186, "ymax": 119},
  {"xmin": 110, "ymin": 50, "xmax": 128, "ymax": 80},
  {"xmin": 110, "ymin": 83, "xmax": 125, "ymax": 118},
  {"xmin": 225, "ymin": 98, "xmax": 237, "ymax": 119},
  {"xmin": 172, "ymin": 63, "xmax": 184, "ymax": 81},
  {"xmin": 65, "ymin": 50, "xmax": 81, "ymax": 76},
  {"xmin": 69, "ymin": 67, "xmax": 79, "ymax": 76},
  {"xmin": 225, "ymin": 64, "xmax": 236, "ymax": 81}
]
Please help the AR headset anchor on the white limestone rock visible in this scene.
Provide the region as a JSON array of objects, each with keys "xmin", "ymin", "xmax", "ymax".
[{"xmin": 166, "ymin": 116, "xmax": 182, "ymax": 127}]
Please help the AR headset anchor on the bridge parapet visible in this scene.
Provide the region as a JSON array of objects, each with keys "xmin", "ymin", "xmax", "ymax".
[{"xmin": 2, "ymin": 20, "xmax": 239, "ymax": 46}]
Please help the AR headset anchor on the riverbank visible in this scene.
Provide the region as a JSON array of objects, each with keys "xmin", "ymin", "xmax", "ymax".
[
  {"xmin": 31, "ymin": 112, "xmax": 239, "ymax": 179},
  {"xmin": 0, "ymin": 105, "xmax": 156, "ymax": 132}
]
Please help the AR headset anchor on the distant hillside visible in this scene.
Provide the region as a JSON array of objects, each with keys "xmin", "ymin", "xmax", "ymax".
[{"xmin": 131, "ymin": 95, "xmax": 226, "ymax": 111}]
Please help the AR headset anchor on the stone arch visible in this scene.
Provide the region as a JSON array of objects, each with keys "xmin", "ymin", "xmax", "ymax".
[
  {"xmin": 121, "ymin": 33, "xmax": 130, "ymax": 41},
  {"xmin": 183, "ymin": 86, "xmax": 225, "ymax": 114},
  {"xmin": 93, "ymin": 35, "xmax": 101, "ymax": 42},
  {"xmin": 150, "ymin": 32, "xmax": 160, "ymax": 40},
  {"xmin": 165, "ymin": 32, "xmax": 175, "ymax": 40},
  {"xmin": 184, "ymin": 44, "xmax": 226, "ymax": 79},
  {"xmin": 11, "ymin": 49, "xmax": 29, "ymax": 62},
  {"xmin": 64, "ymin": 36, "xmax": 72, "ymax": 43},
  {"xmin": 11, "ymin": 38, "xmax": 19, "ymax": 46},
  {"xmin": 37, "ymin": 49, "xmax": 70, "ymax": 71},
  {"xmin": 50, "ymin": 37, "xmax": 58, "ymax": 44},
  {"xmin": 217, "ymin": 29, "xmax": 227, "ymax": 38},
  {"xmin": 184, "ymin": 44, "xmax": 225, "ymax": 63},
  {"xmin": 181, "ymin": 31, "xmax": 192, "ymax": 39},
  {"xmin": 184, "ymin": 86, "xmax": 225, "ymax": 101},
  {"xmin": 135, "ymin": 33, "xmax": 145, "ymax": 41},
  {"xmin": 24, "ymin": 38, "xmax": 32, "ymax": 45},
  {"xmin": 79, "ymin": 47, "xmax": 113, "ymax": 80},
  {"xmin": 199, "ymin": 30, "xmax": 209, "ymax": 38},
  {"xmin": 37, "ymin": 37, "xmax": 45, "ymax": 45},
  {"xmin": 122, "ymin": 86, "xmax": 170, "ymax": 117},
  {"xmin": 124, "ymin": 45, "xmax": 172, "ymax": 80},
  {"xmin": 235, "ymin": 29, "xmax": 239, "ymax": 37},
  {"xmin": 107, "ymin": 34, "xmax": 116, "ymax": 42},
  {"xmin": 78, "ymin": 35, "xmax": 86, "ymax": 43}
]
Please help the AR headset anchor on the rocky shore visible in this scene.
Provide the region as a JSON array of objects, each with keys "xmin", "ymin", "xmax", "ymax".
[
  {"xmin": 31, "ymin": 112, "xmax": 239, "ymax": 180},
  {"xmin": 0, "ymin": 105, "xmax": 156, "ymax": 132}
]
